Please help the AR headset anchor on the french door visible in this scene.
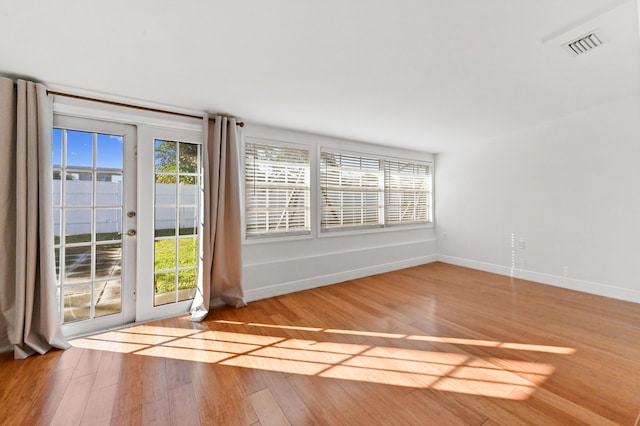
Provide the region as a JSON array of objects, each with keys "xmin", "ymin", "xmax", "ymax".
[
  {"xmin": 136, "ymin": 125, "xmax": 203, "ymax": 322},
  {"xmin": 53, "ymin": 116, "xmax": 202, "ymax": 336},
  {"xmin": 53, "ymin": 116, "xmax": 137, "ymax": 336}
]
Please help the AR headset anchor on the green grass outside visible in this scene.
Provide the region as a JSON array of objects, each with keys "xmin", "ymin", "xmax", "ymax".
[
  {"xmin": 154, "ymin": 237, "xmax": 199, "ymax": 294},
  {"xmin": 55, "ymin": 233, "xmax": 199, "ymax": 295}
]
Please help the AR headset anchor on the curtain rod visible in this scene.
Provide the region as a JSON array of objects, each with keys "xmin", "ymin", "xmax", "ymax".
[{"xmin": 46, "ymin": 90, "xmax": 245, "ymax": 127}]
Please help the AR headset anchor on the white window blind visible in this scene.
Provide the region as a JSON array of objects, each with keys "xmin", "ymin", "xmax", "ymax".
[
  {"xmin": 245, "ymin": 142, "xmax": 310, "ymax": 237},
  {"xmin": 320, "ymin": 150, "xmax": 384, "ymax": 230},
  {"xmin": 385, "ymin": 160, "xmax": 431, "ymax": 224}
]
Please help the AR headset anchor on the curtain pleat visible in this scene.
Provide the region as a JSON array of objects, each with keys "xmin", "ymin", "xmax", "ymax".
[
  {"xmin": 0, "ymin": 77, "xmax": 69, "ymax": 358},
  {"xmin": 190, "ymin": 115, "xmax": 245, "ymax": 321}
]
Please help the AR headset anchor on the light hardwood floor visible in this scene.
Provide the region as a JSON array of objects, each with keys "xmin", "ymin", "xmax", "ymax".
[{"xmin": 1, "ymin": 262, "xmax": 640, "ymax": 425}]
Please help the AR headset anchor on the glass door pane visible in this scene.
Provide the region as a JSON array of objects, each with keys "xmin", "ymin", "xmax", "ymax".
[
  {"xmin": 153, "ymin": 140, "xmax": 201, "ymax": 306},
  {"xmin": 53, "ymin": 117, "xmax": 136, "ymax": 336}
]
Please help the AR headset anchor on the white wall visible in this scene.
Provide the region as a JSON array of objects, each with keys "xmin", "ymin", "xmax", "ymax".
[
  {"xmin": 241, "ymin": 124, "xmax": 437, "ymax": 302},
  {"xmin": 436, "ymin": 94, "xmax": 640, "ymax": 303}
]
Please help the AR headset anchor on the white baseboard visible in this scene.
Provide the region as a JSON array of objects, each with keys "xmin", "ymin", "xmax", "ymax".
[
  {"xmin": 244, "ymin": 254, "xmax": 438, "ymax": 302},
  {"xmin": 437, "ymin": 255, "xmax": 640, "ymax": 304}
]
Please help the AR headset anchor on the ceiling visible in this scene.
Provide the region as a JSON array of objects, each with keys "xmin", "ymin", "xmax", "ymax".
[{"xmin": 1, "ymin": 0, "xmax": 639, "ymax": 153}]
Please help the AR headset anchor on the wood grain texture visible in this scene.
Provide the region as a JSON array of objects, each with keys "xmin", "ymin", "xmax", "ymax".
[
  {"xmin": 1, "ymin": 262, "xmax": 639, "ymax": 425},
  {"xmin": 249, "ymin": 388, "xmax": 291, "ymax": 426}
]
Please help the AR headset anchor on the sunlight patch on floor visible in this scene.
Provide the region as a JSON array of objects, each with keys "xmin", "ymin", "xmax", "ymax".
[
  {"xmin": 71, "ymin": 320, "xmax": 572, "ymax": 400},
  {"xmin": 219, "ymin": 320, "xmax": 576, "ymax": 354}
]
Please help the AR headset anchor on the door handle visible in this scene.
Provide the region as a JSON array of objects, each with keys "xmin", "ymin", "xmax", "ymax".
[
  {"xmin": 127, "ymin": 229, "xmax": 137, "ymax": 237},
  {"xmin": 127, "ymin": 211, "xmax": 136, "ymax": 218}
]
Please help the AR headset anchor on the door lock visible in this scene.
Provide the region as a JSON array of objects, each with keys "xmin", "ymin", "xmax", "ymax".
[
  {"xmin": 127, "ymin": 211, "xmax": 136, "ymax": 218},
  {"xmin": 127, "ymin": 229, "xmax": 137, "ymax": 237}
]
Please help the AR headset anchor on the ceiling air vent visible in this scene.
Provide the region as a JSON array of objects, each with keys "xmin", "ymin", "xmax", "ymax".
[{"xmin": 565, "ymin": 32, "xmax": 603, "ymax": 56}]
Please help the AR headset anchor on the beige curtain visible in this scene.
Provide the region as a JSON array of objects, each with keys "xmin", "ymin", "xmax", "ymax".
[
  {"xmin": 0, "ymin": 77, "xmax": 69, "ymax": 358},
  {"xmin": 190, "ymin": 115, "xmax": 245, "ymax": 321}
]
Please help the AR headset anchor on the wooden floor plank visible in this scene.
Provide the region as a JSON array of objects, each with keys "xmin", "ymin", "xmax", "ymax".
[
  {"xmin": 80, "ymin": 382, "xmax": 119, "ymax": 426},
  {"xmin": 168, "ymin": 382, "xmax": 201, "ymax": 426},
  {"xmin": 10, "ymin": 361, "xmax": 74, "ymax": 425},
  {"xmin": 72, "ymin": 346, "xmax": 104, "ymax": 379},
  {"xmin": 50, "ymin": 372, "xmax": 96, "ymax": 426},
  {"xmin": 93, "ymin": 351, "xmax": 124, "ymax": 390},
  {"xmin": 248, "ymin": 388, "xmax": 290, "ymax": 426},
  {"xmin": 1, "ymin": 262, "xmax": 640, "ymax": 425}
]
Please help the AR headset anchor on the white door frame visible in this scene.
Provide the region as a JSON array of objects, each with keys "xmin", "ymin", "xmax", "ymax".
[
  {"xmin": 54, "ymin": 115, "xmax": 137, "ymax": 337},
  {"xmin": 53, "ymin": 97, "xmax": 204, "ymax": 336},
  {"xmin": 135, "ymin": 125, "xmax": 203, "ymax": 322}
]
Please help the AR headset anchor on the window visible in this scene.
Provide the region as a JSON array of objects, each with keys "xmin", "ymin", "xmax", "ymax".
[
  {"xmin": 385, "ymin": 159, "xmax": 431, "ymax": 225},
  {"xmin": 320, "ymin": 149, "xmax": 432, "ymax": 232},
  {"xmin": 245, "ymin": 141, "xmax": 310, "ymax": 238},
  {"xmin": 320, "ymin": 150, "xmax": 384, "ymax": 231},
  {"xmin": 244, "ymin": 142, "xmax": 432, "ymax": 237}
]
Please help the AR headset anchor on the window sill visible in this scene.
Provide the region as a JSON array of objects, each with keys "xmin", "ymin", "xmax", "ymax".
[
  {"xmin": 318, "ymin": 222, "xmax": 434, "ymax": 239},
  {"xmin": 243, "ymin": 233, "xmax": 314, "ymax": 245}
]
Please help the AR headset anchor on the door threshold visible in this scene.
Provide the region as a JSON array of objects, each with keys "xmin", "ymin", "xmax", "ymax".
[{"xmin": 67, "ymin": 310, "xmax": 192, "ymax": 340}]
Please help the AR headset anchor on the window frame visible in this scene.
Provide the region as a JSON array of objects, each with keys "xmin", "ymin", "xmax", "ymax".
[
  {"xmin": 319, "ymin": 148, "xmax": 385, "ymax": 232},
  {"xmin": 318, "ymin": 147, "xmax": 433, "ymax": 235},
  {"xmin": 243, "ymin": 137, "xmax": 312, "ymax": 240},
  {"xmin": 384, "ymin": 157, "xmax": 432, "ymax": 227}
]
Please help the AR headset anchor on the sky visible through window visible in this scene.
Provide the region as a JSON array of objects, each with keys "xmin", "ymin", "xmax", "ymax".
[{"xmin": 53, "ymin": 128, "xmax": 123, "ymax": 169}]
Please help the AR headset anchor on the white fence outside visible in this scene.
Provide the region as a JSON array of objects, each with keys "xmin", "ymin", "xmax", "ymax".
[{"xmin": 54, "ymin": 181, "xmax": 199, "ymax": 236}]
